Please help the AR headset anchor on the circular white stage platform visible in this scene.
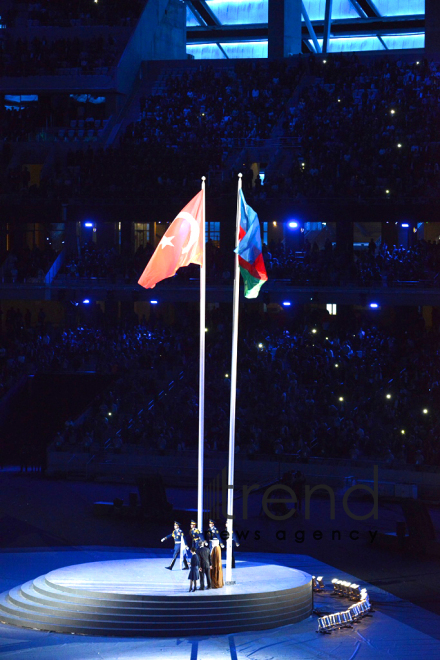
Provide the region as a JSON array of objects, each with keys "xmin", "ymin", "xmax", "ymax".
[{"xmin": 0, "ymin": 558, "xmax": 313, "ymax": 637}]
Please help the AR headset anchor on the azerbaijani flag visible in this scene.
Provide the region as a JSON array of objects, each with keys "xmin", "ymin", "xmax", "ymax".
[{"xmin": 235, "ymin": 190, "xmax": 268, "ymax": 299}]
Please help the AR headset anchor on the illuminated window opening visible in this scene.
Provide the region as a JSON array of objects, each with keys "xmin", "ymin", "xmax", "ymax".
[
  {"xmin": 134, "ymin": 223, "xmax": 151, "ymax": 251},
  {"xmin": 206, "ymin": 222, "xmax": 220, "ymax": 247}
]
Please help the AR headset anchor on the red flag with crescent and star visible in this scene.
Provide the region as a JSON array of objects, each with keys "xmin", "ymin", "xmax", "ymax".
[{"xmin": 138, "ymin": 190, "xmax": 204, "ymax": 289}]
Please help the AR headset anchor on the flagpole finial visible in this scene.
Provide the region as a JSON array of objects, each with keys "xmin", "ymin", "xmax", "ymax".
[
  {"xmin": 201, "ymin": 176, "xmax": 206, "ymax": 181},
  {"xmin": 238, "ymin": 172, "xmax": 243, "ymax": 178}
]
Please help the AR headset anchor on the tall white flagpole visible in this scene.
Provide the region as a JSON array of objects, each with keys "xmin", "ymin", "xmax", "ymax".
[
  {"xmin": 226, "ymin": 173, "xmax": 242, "ymax": 585},
  {"xmin": 197, "ymin": 176, "xmax": 206, "ymax": 532}
]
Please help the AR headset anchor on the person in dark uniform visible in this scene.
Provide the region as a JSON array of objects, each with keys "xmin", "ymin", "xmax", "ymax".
[
  {"xmin": 161, "ymin": 521, "xmax": 189, "ymax": 570},
  {"xmin": 188, "ymin": 548, "xmax": 200, "ymax": 592},
  {"xmin": 224, "ymin": 521, "xmax": 240, "ymax": 568},
  {"xmin": 188, "ymin": 520, "xmax": 204, "ymax": 550},
  {"xmin": 206, "ymin": 519, "xmax": 224, "ymax": 551},
  {"xmin": 197, "ymin": 541, "xmax": 212, "ymax": 590}
]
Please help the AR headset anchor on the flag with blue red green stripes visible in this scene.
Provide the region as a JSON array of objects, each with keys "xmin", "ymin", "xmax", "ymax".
[{"xmin": 234, "ymin": 190, "xmax": 268, "ymax": 299}]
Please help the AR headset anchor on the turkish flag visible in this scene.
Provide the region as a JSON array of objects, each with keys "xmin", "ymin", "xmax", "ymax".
[{"xmin": 138, "ymin": 190, "xmax": 204, "ymax": 289}]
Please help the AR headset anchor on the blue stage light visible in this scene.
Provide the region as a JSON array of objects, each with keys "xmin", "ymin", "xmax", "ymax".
[
  {"xmin": 84, "ymin": 222, "xmax": 93, "ymax": 228},
  {"xmin": 150, "ymin": 300, "xmax": 158, "ymax": 305},
  {"xmin": 401, "ymin": 223, "xmax": 409, "ymax": 228},
  {"xmin": 282, "ymin": 301, "xmax": 291, "ymax": 306},
  {"xmin": 370, "ymin": 303, "xmax": 378, "ymax": 308},
  {"xmin": 288, "ymin": 221, "xmax": 299, "ymax": 229},
  {"xmin": 82, "ymin": 299, "xmax": 90, "ymax": 304}
]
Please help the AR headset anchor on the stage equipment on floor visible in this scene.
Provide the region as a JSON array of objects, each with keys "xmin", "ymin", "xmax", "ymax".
[
  {"xmin": 318, "ymin": 580, "xmax": 372, "ymax": 633},
  {"xmin": 312, "ymin": 576, "xmax": 324, "ymax": 591}
]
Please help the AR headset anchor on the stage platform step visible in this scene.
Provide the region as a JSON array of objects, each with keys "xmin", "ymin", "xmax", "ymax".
[{"xmin": 0, "ymin": 558, "xmax": 313, "ymax": 637}]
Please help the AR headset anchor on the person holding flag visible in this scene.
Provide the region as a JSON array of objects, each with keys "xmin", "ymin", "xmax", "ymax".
[{"xmin": 161, "ymin": 521, "xmax": 189, "ymax": 571}]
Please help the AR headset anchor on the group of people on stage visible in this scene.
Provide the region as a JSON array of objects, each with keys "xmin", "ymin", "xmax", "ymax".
[{"xmin": 161, "ymin": 519, "xmax": 239, "ymax": 592}]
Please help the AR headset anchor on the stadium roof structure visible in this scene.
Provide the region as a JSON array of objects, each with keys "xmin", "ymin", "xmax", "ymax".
[{"xmin": 186, "ymin": 0, "xmax": 425, "ymax": 58}]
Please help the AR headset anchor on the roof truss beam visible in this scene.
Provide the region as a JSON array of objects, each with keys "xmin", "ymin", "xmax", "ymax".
[
  {"xmin": 348, "ymin": 0, "xmax": 368, "ymax": 18},
  {"xmin": 355, "ymin": 0, "xmax": 381, "ymax": 18},
  {"xmin": 186, "ymin": 1, "xmax": 205, "ymax": 26},
  {"xmin": 188, "ymin": 0, "xmax": 221, "ymax": 27},
  {"xmin": 187, "ymin": 15, "xmax": 424, "ymax": 44},
  {"xmin": 301, "ymin": 1, "xmax": 322, "ymax": 53},
  {"xmin": 323, "ymin": 0, "xmax": 333, "ymax": 53}
]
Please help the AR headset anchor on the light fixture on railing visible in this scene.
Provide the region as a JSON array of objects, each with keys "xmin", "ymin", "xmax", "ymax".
[
  {"xmin": 317, "ymin": 615, "xmax": 333, "ymax": 634},
  {"xmin": 332, "ymin": 578, "xmax": 341, "ymax": 593},
  {"xmin": 349, "ymin": 584, "xmax": 361, "ymax": 599},
  {"xmin": 312, "ymin": 576, "xmax": 324, "ymax": 591},
  {"xmin": 318, "ymin": 581, "xmax": 372, "ymax": 633}
]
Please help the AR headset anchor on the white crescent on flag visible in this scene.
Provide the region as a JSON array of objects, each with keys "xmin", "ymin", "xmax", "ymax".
[
  {"xmin": 178, "ymin": 211, "xmax": 200, "ymax": 255},
  {"xmin": 137, "ymin": 190, "xmax": 204, "ymax": 290}
]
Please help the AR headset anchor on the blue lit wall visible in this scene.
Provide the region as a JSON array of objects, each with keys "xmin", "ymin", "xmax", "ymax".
[
  {"xmin": 302, "ymin": 0, "xmax": 359, "ymax": 21},
  {"xmin": 312, "ymin": 36, "xmax": 386, "ymax": 52},
  {"xmin": 187, "ymin": 43, "xmax": 226, "ymax": 58},
  {"xmin": 311, "ymin": 33, "xmax": 425, "ymax": 52},
  {"xmin": 220, "ymin": 40, "xmax": 268, "ymax": 57},
  {"xmin": 374, "ymin": 0, "xmax": 424, "ymax": 17},
  {"xmin": 187, "ymin": 40, "xmax": 268, "ymax": 58},
  {"xmin": 206, "ymin": 0, "xmax": 267, "ymax": 24},
  {"xmin": 382, "ymin": 34, "xmax": 425, "ymax": 49},
  {"xmin": 189, "ymin": 0, "xmax": 362, "ymax": 25},
  {"xmin": 186, "ymin": 0, "xmax": 425, "ymax": 58},
  {"xmin": 186, "ymin": 5, "xmax": 200, "ymax": 25}
]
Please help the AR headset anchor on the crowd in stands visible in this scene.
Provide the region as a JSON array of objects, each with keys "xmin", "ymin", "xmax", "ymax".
[
  {"xmin": 1, "ymin": 245, "xmax": 57, "ymax": 283},
  {"xmin": 0, "ymin": 103, "xmax": 42, "ymax": 141},
  {"xmin": 59, "ymin": 240, "xmax": 224, "ymax": 285},
  {"xmin": 1, "ymin": 224, "xmax": 437, "ymax": 291},
  {"xmin": 2, "ymin": 54, "xmax": 440, "ymax": 203},
  {"xmin": 57, "ymin": 141, "xmax": 224, "ymax": 200},
  {"xmin": 0, "ymin": 308, "xmax": 195, "ymax": 426},
  {"xmin": 59, "ymin": 241, "xmax": 158, "ymax": 283},
  {"xmin": 276, "ymin": 56, "xmax": 440, "ymax": 201},
  {"xmin": 48, "ymin": 55, "xmax": 440, "ymax": 201},
  {"xmin": 1, "ymin": 50, "xmax": 440, "ymax": 469},
  {"xmin": 1, "ymin": 54, "xmax": 440, "ymax": 201},
  {"xmin": 54, "ymin": 341, "xmax": 179, "ymax": 455},
  {"xmin": 147, "ymin": 309, "xmax": 440, "ymax": 468},
  {"xmin": 39, "ymin": 321, "xmax": 195, "ymax": 455},
  {"xmin": 0, "ymin": 35, "xmax": 118, "ymax": 76},
  {"xmin": 131, "ymin": 61, "xmax": 301, "ymax": 143},
  {"xmin": 37, "ymin": 60, "xmax": 304, "ymax": 199},
  {"xmin": 62, "ymin": 242, "xmax": 127, "ymax": 281},
  {"xmin": 265, "ymin": 237, "xmax": 440, "ymax": 287},
  {"xmin": 44, "ymin": 304, "xmax": 440, "ymax": 468},
  {"xmin": 0, "ymin": 95, "xmax": 107, "ymax": 143},
  {"xmin": 53, "ymin": 235, "xmax": 440, "ymax": 289},
  {"xmin": 4, "ymin": 0, "xmax": 144, "ymax": 27}
]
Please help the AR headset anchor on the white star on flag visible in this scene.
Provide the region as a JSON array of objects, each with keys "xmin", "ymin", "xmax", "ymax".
[
  {"xmin": 161, "ymin": 235, "xmax": 175, "ymax": 249},
  {"xmin": 138, "ymin": 190, "xmax": 204, "ymax": 290}
]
